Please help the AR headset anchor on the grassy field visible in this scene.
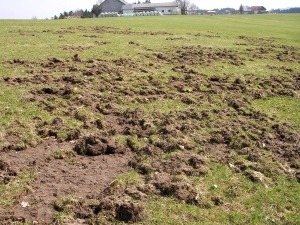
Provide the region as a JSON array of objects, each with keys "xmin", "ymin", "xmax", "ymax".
[{"xmin": 0, "ymin": 14, "xmax": 299, "ymax": 224}]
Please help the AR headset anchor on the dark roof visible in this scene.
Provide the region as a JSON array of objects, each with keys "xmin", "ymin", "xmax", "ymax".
[
  {"xmin": 250, "ymin": 6, "xmax": 266, "ymax": 11},
  {"xmin": 119, "ymin": 0, "xmax": 129, "ymax": 4},
  {"xmin": 101, "ymin": 0, "xmax": 129, "ymax": 6},
  {"xmin": 122, "ymin": 1, "xmax": 178, "ymax": 10}
]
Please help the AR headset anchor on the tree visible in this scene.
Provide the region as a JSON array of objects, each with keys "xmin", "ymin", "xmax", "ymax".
[
  {"xmin": 177, "ymin": 0, "xmax": 190, "ymax": 15},
  {"xmin": 188, "ymin": 3, "xmax": 199, "ymax": 14},
  {"xmin": 91, "ymin": 4, "xmax": 102, "ymax": 17},
  {"xmin": 73, "ymin": 9, "xmax": 84, "ymax": 17},
  {"xmin": 81, "ymin": 9, "xmax": 93, "ymax": 18},
  {"xmin": 144, "ymin": 0, "xmax": 151, "ymax": 3},
  {"xmin": 54, "ymin": 15, "xmax": 58, "ymax": 20},
  {"xmin": 239, "ymin": 4, "xmax": 244, "ymax": 14},
  {"xmin": 82, "ymin": 9, "xmax": 88, "ymax": 18}
]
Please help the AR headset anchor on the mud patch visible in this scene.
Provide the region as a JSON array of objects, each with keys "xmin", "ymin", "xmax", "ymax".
[
  {"xmin": 62, "ymin": 45, "xmax": 93, "ymax": 52},
  {"xmin": 153, "ymin": 45, "xmax": 244, "ymax": 66},
  {"xmin": 237, "ymin": 35, "xmax": 300, "ymax": 63},
  {"xmin": 0, "ymin": 159, "xmax": 17, "ymax": 184},
  {"xmin": 150, "ymin": 172, "xmax": 200, "ymax": 204},
  {"xmin": 0, "ymin": 139, "xmax": 132, "ymax": 224},
  {"xmin": 96, "ymin": 197, "xmax": 144, "ymax": 222}
]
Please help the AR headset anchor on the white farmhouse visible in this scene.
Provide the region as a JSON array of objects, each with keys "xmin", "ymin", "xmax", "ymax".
[{"xmin": 122, "ymin": 1, "xmax": 180, "ymax": 15}]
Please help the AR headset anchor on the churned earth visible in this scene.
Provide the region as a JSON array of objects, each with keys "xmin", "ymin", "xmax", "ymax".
[{"xmin": 0, "ymin": 16, "xmax": 299, "ymax": 224}]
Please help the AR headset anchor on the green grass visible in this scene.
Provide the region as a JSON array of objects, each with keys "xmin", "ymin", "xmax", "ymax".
[
  {"xmin": 253, "ymin": 96, "xmax": 300, "ymax": 130},
  {"xmin": 53, "ymin": 148, "xmax": 76, "ymax": 160},
  {"xmin": 202, "ymin": 165, "xmax": 300, "ymax": 224},
  {"xmin": 0, "ymin": 84, "xmax": 51, "ymax": 150},
  {"xmin": 0, "ymin": 85, "xmax": 48, "ymax": 125},
  {"xmin": 0, "ymin": 169, "xmax": 36, "ymax": 208},
  {"xmin": 144, "ymin": 165, "xmax": 300, "ymax": 225},
  {"xmin": 53, "ymin": 195, "xmax": 81, "ymax": 224},
  {"xmin": 110, "ymin": 170, "xmax": 144, "ymax": 190},
  {"xmin": 121, "ymin": 99, "xmax": 188, "ymax": 115},
  {"xmin": 1, "ymin": 15, "xmax": 299, "ymax": 61}
]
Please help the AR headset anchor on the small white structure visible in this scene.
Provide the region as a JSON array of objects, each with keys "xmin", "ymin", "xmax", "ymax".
[
  {"xmin": 122, "ymin": 1, "xmax": 180, "ymax": 15},
  {"xmin": 206, "ymin": 10, "xmax": 216, "ymax": 15}
]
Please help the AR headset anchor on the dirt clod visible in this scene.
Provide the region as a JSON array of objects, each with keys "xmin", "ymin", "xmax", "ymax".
[
  {"xmin": 0, "ymin": 159, "xmax": 17, "ymax": 184},
  {"xmin": 116, "ymin": 201, "xmax": 144, "ymax": 222},
  {"xmin": 74, "ymin": 135, "xmax": 126, "ymax": 156},
  {"xmin": 151, "ymin": 173, "xmax": 199, "ymax": 203},
  {"xmin": 96, "ymin": 197, "xmax": 144, "ymax": 222}
]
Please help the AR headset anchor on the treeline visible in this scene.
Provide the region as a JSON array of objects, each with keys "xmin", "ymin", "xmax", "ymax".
[
  {"xmin": 53, "ymin": 4, "xmax": 300, "ymax": 19},
  {"xmin": 53, "ymin": 10, "xmax": 92, "ymax": 19},
  {"xmin": 207, "ymin": 8, "xmax": 239, "ymax": 14},
  {"xmin": 53, "ymin": 4, "xmax": 102, "ymax": 19},
  {"xmin": 270, "ymin": 7, "xmax": 300, "ymax": 13},
  {"xmin": 188, "ymin": 8, "xmax": 239, "ymax": 15}
]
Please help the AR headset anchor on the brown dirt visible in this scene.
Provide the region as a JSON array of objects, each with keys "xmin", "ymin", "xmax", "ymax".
[
  {"xmin": 0, "ymin": 159, "xmax": 17, "ymax": 184},
  {"xmin": 0, "ymin": 138, "xmax": 131, "ymax": 224},
  {"xmin": 150, "ymin": 172, "xmax": 200, "ymax": 204},
  {"xmin": 96, "ymin": 196, "xmax": 144, "ymax": 222},
  {"xmin": 153, "ymin": 45, "xmax": 244, "ymax": 66},
  {"xmin": 74, "ymin": 135, "xmax": 127, "ymax": 156},
  {"xmin": 237, "ymin": 36, "xmax": 300, "ymax": 63}
]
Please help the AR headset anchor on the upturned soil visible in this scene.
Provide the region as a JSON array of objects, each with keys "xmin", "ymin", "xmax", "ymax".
[
  {"xmin": 0, "ymin": 139, "xmax": 131, "ymax": 223},
  {"xmin": 0, "ymin": 25, "xmax": 299, "ymax": 224}
]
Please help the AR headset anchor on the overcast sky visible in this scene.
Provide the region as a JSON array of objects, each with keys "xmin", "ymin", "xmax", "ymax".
[{"xmin": 0, "ymin": 0, "xmax": 298, "ymax": 19}]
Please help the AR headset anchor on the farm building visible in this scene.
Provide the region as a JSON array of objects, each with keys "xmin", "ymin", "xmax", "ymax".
[
  {"xmin": 250, "ymin": 6, "xmax": 267, "ymax": 14},
  {"xmin": 100, "ymin": 0, "xmax": 180, "ymax": 15},
  {"xmin": 100, "ymin": 0, "xmax": 129, "ymax": 14},
  {"xmin": 122, "ymin": 1, "xmax": 180, "ymax": 15},
  {"xmin": 206, "ymin": 10, "xmax": 217, "ymax": 15},
  {"xmin": 242, "ymin": 6, "xmax": 267, "ymax": 14}
]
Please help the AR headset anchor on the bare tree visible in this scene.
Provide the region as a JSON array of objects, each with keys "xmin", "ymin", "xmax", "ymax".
[
  {"xmin": 188, "ymin": 3, "xmax": 199, "ymax": 14},
  {"xmin": 73, "ymin": 9, "xmax": 84, "ymax": 17},
  {"xmin": 177, "ymin": 0, "xmax": 190, "ymax": 15}
]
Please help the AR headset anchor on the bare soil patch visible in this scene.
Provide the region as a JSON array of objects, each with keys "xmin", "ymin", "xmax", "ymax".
[{"xmin": 0, "ymin": 139, "xmax": 131, "ymax": 224}]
